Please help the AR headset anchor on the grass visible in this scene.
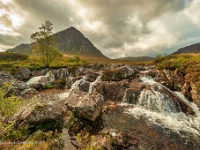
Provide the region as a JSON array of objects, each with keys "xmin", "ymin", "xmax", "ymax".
[
  {"xmin": 154, "ymin": 53, "xmax": 200, "ymax": 93},
  {"xmin": 0, "ymin": 52, "xmax": 152, "ymax": 74},
  {"xmin": 154, "ymin": 53, "xmax": 200, "ymax": 70},
  {"xmin": 80, "ymin": 55, "xmax": 153, "ymax": 65},
  {"xmin": 0, "ymin": 52, "xmax": 86, "ymax": 71}
]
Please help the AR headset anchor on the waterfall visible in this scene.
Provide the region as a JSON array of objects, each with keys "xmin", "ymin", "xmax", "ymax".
[
  {"xmin": 122, "ymin": 89, "xmax": 128, "ymax": 103},
  {"xmin": 59, "ymin": 75, "xmax": 102, "ymax": 99},
  {"xmin": 124, "ymin": 76, "xmax": 200, "ymax": 139},
  {"xmin": 137, "ymin": 88, "xmax": 181, "ymax": 114},
  {"xmin": 88, "ymin": 75, "xmax": 101, "ymax": 94},
  {"xmin": 59, "ymin": 77, "xmax": 85, "ymax": 99}
]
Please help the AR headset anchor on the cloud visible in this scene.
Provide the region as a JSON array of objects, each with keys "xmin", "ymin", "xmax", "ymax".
[
  {"xmin": 71, "ymin": 0, "xmax": 188, "ymax": 57},
  {"xmin": 0, "ymin": 0, "xmax": 200, "ymax": 58},
  {"xmin": 184, "ymin": 0, "xmax": 200, "ymax": 27}
]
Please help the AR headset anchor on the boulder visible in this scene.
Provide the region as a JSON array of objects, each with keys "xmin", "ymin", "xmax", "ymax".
[
  {"xmin": 27, "ymin": 71, "xmax": 55, "ymax": 89},
  {"xmin": 102, "ymin": 66, "xmax": 139, "ymax": 81},
  {"xmin": 12, "ymin": 67, "xmax": 31, "ymax": 81},
  {"xmin": 15, "ymin": 93, "xmax": 68, "ymax": 127},
  {"xmin": 79, "ymin": 81, "xmax": 90, "ymax": 92},
  {"xmin": 53, "ymin": 68, "xmax": 69, "ymax": 79},
  {"xmin": 95, "ymin": 80, "xmax": 129, "ymax": 101},
  {"xmin": 65, "ymin": 90, "xmax": 104, "ymax": 121},
  {"xmin": 0, "ymin": 71, "xmax": 15, "ymax": 86}
]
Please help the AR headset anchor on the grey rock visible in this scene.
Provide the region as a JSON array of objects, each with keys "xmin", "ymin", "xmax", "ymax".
[
  {"xmin": 79, "ymin": 81, "xmax": 90, "ymax": 92},
  {"xmin": 0, "ymin": 71, "xmax": 15, "ymax": 86},
  {"xmin": 27, "ymin": 71, "xmax": 55, "ymax": 89},
  {"xmin": 65, "ymin": 90, "xmax": 104, "ymax": 121},
  {"xmin": 12, "ymin": 67, "xmax": 30, "ymax": 80},
  {"xmin": 16, "ymin": 94, "xmax": 67, "ymax": 126}
]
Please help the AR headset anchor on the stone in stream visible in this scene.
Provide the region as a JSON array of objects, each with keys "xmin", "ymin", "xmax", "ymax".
[{"xmin": 65, "ymin": 90, "xmax": 104, "ymax": 121}]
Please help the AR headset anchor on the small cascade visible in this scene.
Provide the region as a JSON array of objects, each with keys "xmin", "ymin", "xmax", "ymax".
[
  {"xmin": 88, "ymin": 75, "xmax": 102, "ymax": 94},
  {"xmin": 59, "ymin": 77, "xmax": 85, "ymax": 99},
  {"xmin": 138, "ymin": 88, "xmax": 180, "ymax": 114},
  {"xmin": 122, "ymin": 89, "xmax": 128, "ymax": 103},
  {"xmin": 124, "ymin": 75, "xmax": 200, "ymax": 140},
  {"xmin": 59, "ymin": 75, "xmax": 102, "ymax": 99}
]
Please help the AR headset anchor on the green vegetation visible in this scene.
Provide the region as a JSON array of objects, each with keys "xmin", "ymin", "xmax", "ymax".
[
  {"xmin": 43, "ymin": 78, "xmax": 66, "ymax": 89},
  {"xmin": 64, "ymin": 112, "xmax": 75, "ymax": 129},
  {"xmin": 0, "ymin": 52, "xmax": 28, "ymax": 61},
  {"xmin": 0, "ymin": 82, "xmax": 64, "ymax": 150},
  {"xmin": 154, "ymin": 53, "xmax": 200, "ymax": 70},
  {"xmin": 0, "ymin": 52, "xmax": 85, "ymax": 72},
  {"xmin": 0, "ymin": 83, "xmax": 22, "ymax": 138},
  {"xmin": 154, "ymin": 53, "xmax": 200, "ymax": 92},
  {"xmin": 31, "ymin": 20, "xmax": 62, "ymax": 68}
]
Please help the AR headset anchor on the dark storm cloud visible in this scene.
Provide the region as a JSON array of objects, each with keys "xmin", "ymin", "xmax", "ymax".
[
  {"xmin": 74, "ymin": 0, "xmax": 189, "ymax": 57},
  {"xmin": 13, "ymin": 0, "xmax": 73, "ymax": 31}
]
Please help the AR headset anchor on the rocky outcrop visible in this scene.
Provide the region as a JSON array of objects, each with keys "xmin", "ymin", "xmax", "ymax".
[
  {"xmin": 11, "ymin": 67, "xmax": 31, "ymax": 81},
  {"xmin": 27, "ymin": 71, "xmax": 55, "ymax": 89},
  {"xmin": 15, "ymin": 93, "xmax": 68, "ymax": 128},
  {"xmin": 102, "ymin": 66, "xmax": 139, "ymax": 81},
  {"xmin": 65, "ymin": 90, "xmax": 104, "ymax": 121},
  {"xmin": 190, "ymin": 82, "xmax": 200, "ymax": 108},
  {"xmin": 0, "ymin": 71, "xmax": 15, "ymax": 86}
]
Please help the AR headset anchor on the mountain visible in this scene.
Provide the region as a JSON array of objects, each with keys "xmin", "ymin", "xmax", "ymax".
[
  {"xmin": 172, "ymin": 43, "xmax": 200, "ymax": 54},
  {"xmin": 117, "ymin": 56, "xmax": 155, "ymax": 62},
  {"xmin": 7, "ymin": 43, "xmax": 33, "ymax": 55},
  {"xmin": 7, "ymin": 27, "xmax": 106, "ymax": 58}
]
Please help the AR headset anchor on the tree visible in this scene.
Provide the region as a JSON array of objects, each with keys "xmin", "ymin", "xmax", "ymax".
[{"xmin": 31, "ymin": 20, "xmax": 61, "ymax": 68}]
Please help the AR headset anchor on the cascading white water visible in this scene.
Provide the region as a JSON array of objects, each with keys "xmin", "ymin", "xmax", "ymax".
[
  {"xmin": 122, "ymin": 89, "xmax": 128, "ymax": 103},
  {"xmin": 59, "ymin": 75, "xmax": 102, "ymax": 99},
  {"xmin": 124, "ymin": 76, "xmax": 200, "ymax": 139},
  {"xmin": 89, "ymin": 75, "xmax": 101, "ymax": 94},
  {"xmin": 137, "ymin": 88, "xmax": 181, "ymax": 114},
  {"xmin": 59, "ymin": 77, "xmax": 85, "ymax": 99}
]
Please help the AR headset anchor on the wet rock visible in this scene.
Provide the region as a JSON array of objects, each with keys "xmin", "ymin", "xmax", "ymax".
[
  {"xmin": 27, "ymin": 71, "xmax": 55, "ymax": 89},
  {"xmin": 102, "ymin": 107, "xmax": 196, "ymax": 150},
  {"xmin": 85, "ymin": 73, "xmax": 99, "ymax": 82},
  {"xmin": 75, "ymin": 67, "xmax": 95, "ymax": 76},
  {"xmin": 31, "ymin": 68, "xmax": 50, "ymax": 76},
  {"xmin": 8, "ymin": 81, "xmax": 29, "ymax": 96},
  {"xmin": 79, "ymin": 81, "xmax": 90, "ymax": 92},
  {"xmin": 0, "ymin": 71, "xmax": 15, "ymax": 86},
  {"xmin": 20, "ymin": 88, "xmax": 38, "ymax": 98},
  {"xmin": 102, "ymin": 66, "xmax": 139, "ymax": 81},
  {"xmin": 124, "ymin": 79, "xmax": 146, "ymax": 104},
  {"xmin": 12, "ymin": 67, "xmax": 31, "ymax": 81},
  {"xmin": 190, "ymin": 82, "xmax": 200, "ymax": 108},
  {"xmin": 53, "ymin": 68, "xmax": 69, "ymax": 79},
  {"xmin": 95, "ymin": 80, "xmax": 129, "ymax": 101},
  {"xmin": 65, "ymin": 90, "xmax": 104, "ymax": 121},
  {"xmin": 182, "ymin": 82, "xmax": 192, "ymax": 101}
]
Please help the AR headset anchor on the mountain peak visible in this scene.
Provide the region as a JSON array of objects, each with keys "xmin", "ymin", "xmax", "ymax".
[
  {"xmin": 7, "ymin": 27, "xmax": 106, "ymax": 58},
  {"xmin": 172, "ymin": 43, "xmax": 200, "ymax": 55}
]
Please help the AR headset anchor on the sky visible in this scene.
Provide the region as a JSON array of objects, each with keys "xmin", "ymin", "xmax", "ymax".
[{"xmin": 0, "ymin": 0, "xmax": 200, "ymax": 58}]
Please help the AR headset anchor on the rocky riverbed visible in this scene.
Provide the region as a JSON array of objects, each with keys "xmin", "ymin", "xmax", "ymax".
[{"xmin": 1, "ymin": 64, "xmax": 200, "ymax": 149}]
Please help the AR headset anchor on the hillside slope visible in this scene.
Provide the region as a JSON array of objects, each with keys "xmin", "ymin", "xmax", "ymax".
[
  {"xmin": 7, "ymin": 27, "xmax": 106, "ymax": 58},
  {"xmin": 172, "ymin": 43, "xmax": 200, "ymax": 54}
]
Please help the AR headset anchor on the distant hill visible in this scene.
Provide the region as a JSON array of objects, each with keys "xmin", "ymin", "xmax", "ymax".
[
  {"xmin": 117, "ymin": 56, "xmax": 155, "ymax": 62},
  {"xmin": 7, "ymin": 27, "xmax": 106, "ymax": 58},
  {"xmin": 172, "ymin": 43, "xmax": 200, "ymax": 55}
]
